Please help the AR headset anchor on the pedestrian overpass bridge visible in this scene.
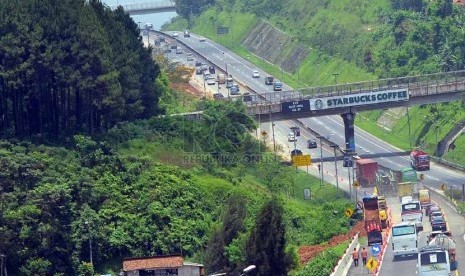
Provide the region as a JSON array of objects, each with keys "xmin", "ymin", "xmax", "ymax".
[
  {"xmin": 110, "ymin": 0, "xmax": 176, "ymax": 15},
  {"xmin": 176, "ymin": 70, "xmax": 465, "ymax": 153}
]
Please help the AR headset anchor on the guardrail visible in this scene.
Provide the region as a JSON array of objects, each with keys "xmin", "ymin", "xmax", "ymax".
[{"xmin": 330, "ymin": 232, "xmax": 359, "ymax": 276}]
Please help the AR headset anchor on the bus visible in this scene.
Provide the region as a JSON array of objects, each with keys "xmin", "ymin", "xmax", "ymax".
[
  {"xmin": 392, "ymin": 222, "xmax": 418, "ymax": 258},
  {"xmin": 418, "ymin": 245, "xmax": 450, "ymax": 276},
  {"xmin": 401, "ymin": 200, "xmax": 423, "ymax": 231}
]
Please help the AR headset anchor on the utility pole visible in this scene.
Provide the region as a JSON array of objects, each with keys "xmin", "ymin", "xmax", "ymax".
[
  {"xmin": 332, "ymin": 73, "xmax": 339, "ymax": 85},
  {"xmin": 330, "ymin": 144, "xmax": 340, "ymax": 197},
  {"xmin": 316, "ymin": 135, "xmax": 324, "ymax": 187}
]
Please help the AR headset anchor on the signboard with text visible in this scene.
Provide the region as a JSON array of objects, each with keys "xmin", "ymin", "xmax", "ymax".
[
  {"xmin": 282, "ymin": 100, "xmax": 311, "ymax": 114},
  {"xmin": 309, "ymin": 89, "xmax": 409, "ymax": 110},
  {"xmin": 292, "ymin": 155, "xmax": 311, "ymax": 167},
  {"xmin": 217, "ymin": 26, "xmax": 229, "ymax": 35}
]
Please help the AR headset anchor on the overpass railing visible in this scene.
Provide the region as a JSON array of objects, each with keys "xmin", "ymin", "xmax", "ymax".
[
  {"xmin": 248, "ymin": 70, "xmax": 465, "ymax": 106},
  {"xmin": 110, "ymin": 0, "xmax": 175, "ymax": 11}
]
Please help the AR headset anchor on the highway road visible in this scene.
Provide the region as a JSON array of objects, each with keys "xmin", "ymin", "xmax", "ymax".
[
  {"xmin": 159, "ymin": 31, "xmax": 465, "ymax": 274},
  {"xmin": 167, "ymin": 30, "xmax": 465, "ymax": 191}
]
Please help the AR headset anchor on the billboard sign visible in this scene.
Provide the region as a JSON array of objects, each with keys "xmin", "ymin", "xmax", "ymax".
[
  {"xmin": 217, "ymin": 26, "xmax": 229, "ymax": 35},
  {"xmin": 282, "ymin": 100, "xmax": 311, "ymax": 114},
  {"xmin": 309, "ymin": 89, "xmax": 409, "ymax": 110}
]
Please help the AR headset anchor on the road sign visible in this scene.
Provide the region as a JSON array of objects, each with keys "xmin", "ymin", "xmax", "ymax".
[
  {"xmin": 371, "ymin": 244, "xmax": 381, "ymax": 256},
  {"xmin": 356, "ymin": 202, "xmax": 363, "ymax": 210},
  {"xmin": 366, "ymin": 257, "xmax": 378, "ymax": 271},
  {"xmin": 282, "ymin": 100, "xmax": 311, "ymax": 114},
  {"xmin": 261, "ymin": 130, "xmax": 268, "ymax": 137},
  {"xmin": 292, "ymin": 155, "xmax": 311, "ymax": 167},
  {"xmin": 353, "ymin": 180, "xmax": 359, "ymax": 188},
  {"xmin": 345, "ymin": 207, "xmax": 354, "ymax": 218},
  {"xmin": 304, "ymin": 188, "xmax": 311, "ymax": 200},
  {"xmin": 217, "ymin": 26, "xmax": 229, "ymax": 35}
]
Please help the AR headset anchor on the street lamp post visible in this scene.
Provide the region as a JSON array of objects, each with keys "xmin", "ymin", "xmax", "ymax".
[
  {"xmin": 85, "ymin": 221, "xmax": 93, "ymax": 266},
  {"xmin": 316, "ymin": 135, "xmax": 324, "ymax": 187},
  {"xmin": 272, "ymin": 122, "xmax": 276, "ymax": 153},
  {"xmin": 223, "ymin": 52, "xmax": 228, "ymax": 76},
  {"xmin": 407, "ymin": 107, "xmax": 412, "ymax": 147},
  {"xmin": 330, "ymin": 144, "xmax": 340, "ymax": 197}
]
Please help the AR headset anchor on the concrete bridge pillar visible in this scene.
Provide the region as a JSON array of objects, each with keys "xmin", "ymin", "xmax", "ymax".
[{"xmin": 341, "ymin": 112, "xmax": 356, "ymax": 153}]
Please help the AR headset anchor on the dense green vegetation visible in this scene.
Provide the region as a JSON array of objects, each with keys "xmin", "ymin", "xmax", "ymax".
[
  {"xmin": 0, "ymin": 0, "xmax": 164, "ymax": 139},
  {"xmin": 167, "ymin": 0, "xmax": 465, "ymax": 165},
  {"xmin": 0, "ymin": 59, "xmax": 353, "ymax": 275}
]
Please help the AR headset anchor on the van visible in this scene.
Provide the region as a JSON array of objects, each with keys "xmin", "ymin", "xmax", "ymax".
[
  {"xmin": 217, "ymin": 73, "xmax": 226, "ymax": 84},
  {"xmin": 273, "ymin": 81, "xmax": 283, "ymax": 91},
  {"xmin": 226, "ymin": 77, "xmax": 234, "ymax": 88}
]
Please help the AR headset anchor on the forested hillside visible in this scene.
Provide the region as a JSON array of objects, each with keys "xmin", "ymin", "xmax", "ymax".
[{"xmin": 0, "ymin": 0, "xmax": 163, "ymax": 139}]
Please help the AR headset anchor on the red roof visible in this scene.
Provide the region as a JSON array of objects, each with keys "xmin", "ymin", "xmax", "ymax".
[{"xmin": 123, "ymin": 255, "xmax": 184, "ymax": 271}]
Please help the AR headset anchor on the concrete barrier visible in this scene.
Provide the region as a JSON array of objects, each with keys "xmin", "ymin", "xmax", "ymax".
[{"xmin": 330, "ymin": 232, "xmax": 360, "ymax": 276}]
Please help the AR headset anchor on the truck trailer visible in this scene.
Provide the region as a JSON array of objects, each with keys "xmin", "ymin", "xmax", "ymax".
[
  {"xmin": 410, "ymin": 149, "xmax": 430, "ymax": 171},
  {"xmin": 356, "ymin": 159, "xmax": 378, "ymax": 187},
  {"xmin": 363, "ymin": 196, "xmax": 383, "ymax": 245}
]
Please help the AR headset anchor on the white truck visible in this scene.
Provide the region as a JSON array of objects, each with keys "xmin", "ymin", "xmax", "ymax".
[{"xmin": 401, "ymin": 200, "xmax": 423, "ymax": 231}]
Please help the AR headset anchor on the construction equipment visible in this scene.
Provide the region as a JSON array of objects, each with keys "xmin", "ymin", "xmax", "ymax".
[{"xmin": 377, "ymin": 196, "xmax": 390, "ymax": 229}]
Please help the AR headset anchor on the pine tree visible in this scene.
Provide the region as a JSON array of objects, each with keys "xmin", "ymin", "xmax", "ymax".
[{"xmin": 246, "ymin": 199, "xmax": 290, "ymax": 276}]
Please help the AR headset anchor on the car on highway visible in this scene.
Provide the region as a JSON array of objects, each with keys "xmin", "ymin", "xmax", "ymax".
[
  {"xmin": 226, "ymin": 77, "xmax": 234, "ymax": 88},
  {"xmin": 290, "ymin": 126, "xmax": 300, "ymax": 136},
  {"xmin": 195, "ymin": 60, "xmax": 202, "ymax": 67},
  {"xmin": 203, "ymin": 73, "xmax": 211, "ymax": 80},
  {"xmin": 207, "ymin": 76, "xmax": 216, "ymax": 85},
  {"xmin": 287, "ymin": 132, "xmax": 296, "ymax": 142},
  {"xmin": 184, "ymin": 30, "xmax": 190, "ymax": 38},
  {"xmin": 252, "ymin": 70, "xmax": 260, "ymax": 78},
  {"xmin": 430, "ymin": 211, "xmax": 444, "ymax": 222},
  {"xmin": 201, "ymin": 64, "xmax": 209, "ymax": 71},
  {"xmin": 431, "ymin": 217, "xmax": 447, "ymax": 231},
  {"xmin": 199, "ymin": 36, "xmax": 206, "ymax": 42},
  {"xmin": 176, "ymin": 47, "xmax": 183, "ymax": 54},
  {"xmin": 172, "ymin": 32, "xmax": 179, "ymax": 38},
  {"xmin": 229, "ymin": 85, "xmax": 240, "ymax": 95},
  {"xmin": 307, "ymin": 140, "xmax": 318, "ymax": 149},
  {"xmin": 273, "ymin": 81, "xmax": 283, "ymax": 91},
  {"xmin": 426, "ymin": 204, "xmax": 441, "ymax": 216},
  {"xmin": 195, "ymin": 68, "xmax": 203, "ymax": 75},
  {"xmin": 187, "ymin": 55, "xmax": 194, "ymax": 61},
  {"xmin": 265, "ymin": 76, "xmax": 274, "ymax": 85},
  {"xmin": 290, "ymin": 149, "xmax": 303, "ymax": 156}
]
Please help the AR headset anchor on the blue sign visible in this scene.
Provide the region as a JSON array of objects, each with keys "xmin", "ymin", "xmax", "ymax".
[
  {"xmin": 372, "ymin": 244, "xmax": 381, "ymax": 256},
  {"xmin": 282, "ymin": 100, "xmax": 311, "ymax": 114}
]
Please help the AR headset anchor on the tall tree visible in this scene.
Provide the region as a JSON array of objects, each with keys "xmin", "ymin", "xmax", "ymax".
[{"xmin": 246, "ymin": 199, "xmax": 291, "ymax": 276}]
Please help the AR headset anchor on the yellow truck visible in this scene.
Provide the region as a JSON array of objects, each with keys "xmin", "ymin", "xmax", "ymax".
[
  {"xmin": 398, "ymin": 182, "xmax": 413, "ymax": 201},
  {"xmin": 419, "ymin": 189, "xmax": 431, "ymax": 208}
]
